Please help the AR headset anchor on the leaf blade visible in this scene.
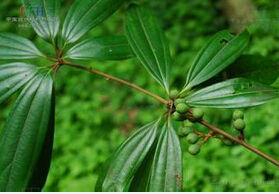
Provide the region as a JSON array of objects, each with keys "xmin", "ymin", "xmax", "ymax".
[
  {"xmin": 149, "ymin": 121, "xmax": 182, "ymax": 192},
  {"xmin": 0, "ymin": 73, "xmax": 54, "ymax": 191},
  {"xmin": 0, "ymin": 33, "xmax": 44, "ymax": 59},
  {"xmin": 65, "ymin": 36, "xmax": 133, "ymax": 61},
  {"xmin": 0, "ymin": 63, "xmax": 38, "ymax": 105},
  {"xmin": 183, "ymin": 30, "xmax": 250, "ymax": 92},
  {"xmin": 224, "ymin": 54, "xmax": 279, "ymax": 85},
  {"xmin": 186, "ymin": 78, "xmax": 279, "ymax": 108},
  {"xmin": 125, "ymin": 5, "xmax": 171, "ymax": 93},
  {"xmin": 62, "ymin": 0, "xmax": 126, "ymax": 44},
  {"xmin": 21, "ymin": 0, "xmax": 60, "ymax": 41},
  {"xmin": 100, "ymin": 120, "xmax": 159, "ymax": 192}
]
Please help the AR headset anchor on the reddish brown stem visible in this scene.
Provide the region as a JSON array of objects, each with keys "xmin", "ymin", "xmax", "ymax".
[
  {"xmin": 200, "ymin": 131, "xmax": 214, "ymax": 146},
  {"xmin": 200, "ymin": 120, "xmax": 279, "ymax": 168},
  {"xmin": 63, "ymin": 61, "xmax": 169, "ymax": 105}
]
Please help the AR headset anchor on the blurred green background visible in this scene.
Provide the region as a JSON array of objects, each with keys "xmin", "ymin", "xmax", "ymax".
[{"xmin": 1, "ymin": 0, "xmax": 279, "ymax": 191}]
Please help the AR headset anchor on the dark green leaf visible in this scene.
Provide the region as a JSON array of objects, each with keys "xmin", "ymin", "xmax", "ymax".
[
  {"xmin": 149, "ymin": 121, "xmax": 182, "ymax": 192},
  {"xmin": 0, "ymin": 73, "xmax": 54, "ymax": 191},
  {"xmin": 225, "ymin": 55, "xmax": 279, "ymax": 85},
  {"xmin": 0, "ymin": 63, "xmax": 38, "ymax": 105},
  {"xmin": 26, "ymin": 90, "xmax": 55, "ymax": 192},
  {"xmin": 100, "ymin": 120, "xmax": 159, "ymax": 192},
  {"xmin": 65, "ymin": 36, "xmax": 133, "ymax": 61},
  {"xmin": 129, "ymin": 141, "xmax": 157, "ymax": 192},
  {"xmin": 186, "ymin": 78, "xmax": 279, "ymax": 108},
  {"xmin": 22, "ymin": 0, "xmax": 60, "ymax": 42},
  {"xmin": 183, "ymin": 30, "xmax": 250, "ymax": 93},
  {"xmin": 125, "ymin": 5, "xmax": 171, "ymax": 93},
  {"xmin": 0, "ymin": 33, "xmax": 44, "ymax": 59},
  {"xmin": 62, "ymin": 0, "xmax": 126, "ymax": 44}
]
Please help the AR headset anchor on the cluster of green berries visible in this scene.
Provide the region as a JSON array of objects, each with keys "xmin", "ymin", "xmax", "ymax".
[
  {"xmin": 232, "ymin": 110, "xmax": 245, "ymax": 131},
  {"xmin": 178, "ymin": 121, "xmax": 201, "ymax": 155},
  {"xmin": 170, "ymin": 90, "xmax": 204, "ymax": 122}
]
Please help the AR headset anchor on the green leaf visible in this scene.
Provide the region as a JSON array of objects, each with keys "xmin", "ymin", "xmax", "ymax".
[
  {"xmin": 62, "ymin": 0, "xmax": 126, "ymax": 44},
  {"xmin": 183, "ymin": 30, "xmax": 250, "ymax": 92},
  {"xmin": 125, "ymin": 5, "xmax": 171, "ymax": 93},
  {"xmin": 129, "ymin": 142, "xmax": 157, "ymax": 192},
  {"xmin": 21, "ymin": 0, "xmax": 60, "ymax": 42},
  {"xmin": 186, "ymin": 78, "xmax": 279, "ymax": 108},
  {"xmin": 0, "ymin": 63, "xmax": 38, "ymax": 105},
  {"xmin": 0, "ymin": 73, "xmax": 54, "ymax": 191},
  {"xmin": 0, "ymin": 33, "xmax": 44, "ymax": 59},
  {"xmin": 149, "ymin": 121, "xmax": 182, "ymax": 192},
  {"xmin": 100, "ymin": 120, "xmax": 159, "ymax": 192},
  {"xmin": 26, "ymin": 90, "xmax": 55, "ymax": 191},
  {"xmin": 224, "ymin": 55, "xmax": 279, "ymax": 85},
  {"xmin": 65, "ymin": 36, "xmax": 133, "ymax": 61}
]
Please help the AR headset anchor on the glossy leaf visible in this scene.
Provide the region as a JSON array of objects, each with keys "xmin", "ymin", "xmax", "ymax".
[
  {"xmin": 186, "ymin": 78, "xmax": 279, "ymax": 108},
  {"xmin": 129, "ymin": 142, "xmax": 157, "ymax": 192},
  {"xmin": 100, "ymin": 120, "xmax": 159, "ymax": 192},
  {"xmin": 225, "ymin": 55, "xmax": 279, "ymax": 85},
  {"xmin": 0, "ymin": 63, "xmax": 38, "ymax": 105},
  {"xmin": 22, "ymin": 0, "xmax": 60, "ymax": 41},
  {"xmin": 0, "ymin": 33, "xmax": 44, "ymax": 59},
  {"xmin": 65, "ymin": 36, "xmax": 133, "ymax": 61},
  {"xmin": 26, "ymin": 90, "xmax": 55, "ymax": 191},
  {"xmin": 125, "ymin": 5, "xmax": 171, "ymax": 93},
  {"xmin": 183, "ymin": 30, "xmax": 250, "ymax": 92},
  {"xmin": 0, "ymin": 73, "xmax": 54, "ymax": 191},
  {"xmin": 62, "ymin": 0, "xmax": 126, "ymax": 44},
  {"xmin": 149, "ymin": 122, "xmax": 182, "ymax": 192}
]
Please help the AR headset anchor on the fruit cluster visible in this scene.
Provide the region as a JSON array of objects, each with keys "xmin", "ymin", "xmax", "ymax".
[
  {"xmin": 178, "ymin": 121, "xmax": 201, "ymax": 155},
  {"xmin": 171, "ymin": 90, "xmax": 246, "ymax": 155},
  {"xmin": 170, "ymin": 90, "xmax": 204, "ymax": 122},
  {"xmin": 232, "ymin": 110, "xmax": 245, "ymax": 131}
]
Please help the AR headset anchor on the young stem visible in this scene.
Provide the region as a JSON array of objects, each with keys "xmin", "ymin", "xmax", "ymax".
[
  {"xmin": 200, "ymin": 120, "xmax": 279, "ymax": 168},
  {"xmin": 63, "ymin": 61, "xmax": 169, "ymax": 105}
]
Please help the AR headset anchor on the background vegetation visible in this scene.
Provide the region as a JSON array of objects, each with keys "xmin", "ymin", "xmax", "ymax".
[{"xmin": 1, "ymin": 0, "xmax": 279, "ymax": 191}]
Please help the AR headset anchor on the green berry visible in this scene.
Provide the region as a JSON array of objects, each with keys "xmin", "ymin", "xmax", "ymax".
[
  {"xmin": 173, "ymin": 111, "xmax": 184, "ymax": 121},
  {"xmin": 221, "ymin": 138, "xmax": 234, "ymax": 146},
  {"xmin": 178, "ymin": 127, "xmax": 193, "ymax": 137},
  {"xmin": 188, "ymin": 144, "xmax": 200, "ymax": 155},
  {"xmin": 193, "ymin": 108, "xmax": 204, "ymax": 120},
  {"xmin": 186, "ymin": 133, "xmax": 199, "ymax": 144},
  {"xmin": 169, "ymin": 89, "xmax": 179, "ymax": 99},
  {"xmin": 233, "ymin": 119, "xmax": 245, "ymax": 131},
  {"xmin": 174, "ymin": 98, "xmax": 184, "ymax": 106},
  {"xmin": 233, "ymin": 110, "xmax": 244, "ymax": 120},
  {"xmin": 176, "ymin": 103, "xmax": 189, "ymax": 114},
  {"xmin": 183, "ymin": 120, "xmax": 193, "ymax": 127}
]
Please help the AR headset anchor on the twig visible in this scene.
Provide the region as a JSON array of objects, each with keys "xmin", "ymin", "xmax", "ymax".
[
  {"xmin": 200, "ymin": 131, "xmax": 214, "ymax": 146},
  {"xmin": 200, "ymin": 120, "xmax": 279, "ymax": 168},
  {"xmin": 63, "ymin": 60, "xmax": 169, "ymax": 105}
]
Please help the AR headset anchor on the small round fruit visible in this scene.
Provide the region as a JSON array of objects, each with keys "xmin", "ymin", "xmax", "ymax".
[
  {"xmin": 174, "ymin": 98, "xmax": 184, "ymax": 106},
  {"xmin": 186, "ymin": 133, "xmax": 199, "ymax": 144},
  {"xmin": 183, "ymin": 120, "xmax": 193, "ymax": 127},
  {"xmin": 176, "ymin": 103, "xmax": 189, "ymax": 114},
  {"xmin": 193, "ymin": 108, "xmax": 204, "ymax": 120},
  {"xmin": 233, "ymin": 110, "xmax": 244, "ymax": 120},
  {"xmin": 188, "ymin": 144, "xmax": 200, "ymax": 155},
  {"xmin": 169, "ymin": 89, "xmax": 179, "ymax": 99},
  {"xmin": 178, "ymin": 127, "xmax": 193, "ymax": 137},
  {"xmin": 221, "ymin": 138, "xmax": 234, "ymax": 146},
  {"xmin": 173, "ymin": 111, "xmax": 184, "ymax": 121},
  {"xmin": 233, "ymin": 119, "xmax": 245, "ymax": 131}
]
